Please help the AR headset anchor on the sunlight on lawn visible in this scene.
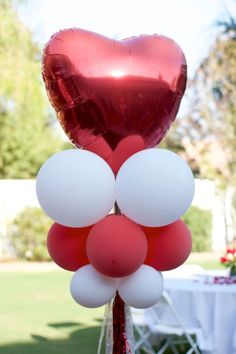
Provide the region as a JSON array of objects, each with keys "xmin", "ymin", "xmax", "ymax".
[
  {"xmin": 0, "ymin": 271, "xmax": 104, "ymax": 354},
  {"xmin": 0, "ymin": 255, "xmax": 224, "ymax": 354}
]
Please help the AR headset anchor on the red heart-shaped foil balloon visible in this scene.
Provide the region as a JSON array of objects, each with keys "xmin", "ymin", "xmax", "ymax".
[{"xmin": 42, "ymin": 28, "xmax": 187, "ymax": 153}]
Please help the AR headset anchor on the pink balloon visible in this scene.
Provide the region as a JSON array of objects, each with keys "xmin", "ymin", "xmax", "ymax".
[{"xmin": 86, "ymin": 215, "xmax": 148, "ymax": 277}]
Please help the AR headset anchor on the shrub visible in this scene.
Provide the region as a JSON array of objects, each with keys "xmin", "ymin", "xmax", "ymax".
[
  {"xmin": 9, "ymin": 207, "xmax": 52, "ymax": 261},
  {"xmin": 182, "ymin": 206, "xmax": 212, "ymax": 252}
]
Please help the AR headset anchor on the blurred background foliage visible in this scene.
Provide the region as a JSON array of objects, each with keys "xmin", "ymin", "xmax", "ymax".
[
  {"xmin": 9, "ymin": 207, "xmax": 52, "ymax": 261},
  {"xmin": 0, "ymin": 0, "xmax": 236, "ymax": 254},
  {"xmin": 0, "ymin": 0, "xmax": 235, "ymax": 182},
  {"xmin": 162, "ymin": 25, "xmax": 236, "ymax": 186},
  {"xmin": 0, "ymin": 0, "xmax": 63, "ymax": 178},
  {"xmin": 182, "ymin": 206, "xmax": 212, "ymax": 252},
  {"xmin": 161, "ymin": 10, "xmax": 236, "ymax": 245}
]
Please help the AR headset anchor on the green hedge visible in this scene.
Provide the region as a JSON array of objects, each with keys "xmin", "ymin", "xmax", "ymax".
[
  {"xmin": 9, "ymin": 207, "xmax": 52, "ymax": 261},
  {"xmin": 182, "ymin": 206, "xmax": 212, "ymax": 252},
  {"xmin": 9, "ymin": 205, "xmax": 212, "ymax": 260}
]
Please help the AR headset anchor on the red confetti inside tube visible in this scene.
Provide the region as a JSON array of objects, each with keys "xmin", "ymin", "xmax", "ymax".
[
  {"xmin": 112, "ymin": 204, "xmax": 133, "ymax": 354},
  {"xmin": 112, "ymin": 293, "xmax": 127, "ymax": 354}
]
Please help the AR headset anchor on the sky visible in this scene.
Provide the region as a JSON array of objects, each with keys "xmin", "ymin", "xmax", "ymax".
[{"xmin": 17, "ymin": 0, "xmax": 236, "ymax": 77}]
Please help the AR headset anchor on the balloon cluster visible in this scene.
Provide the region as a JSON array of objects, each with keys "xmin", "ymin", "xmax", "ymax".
[
  {"xmin": 37, "ymin": 28, "xmax": 193, "ymax": 309},
  {"xmin": 37, "ymin": 148, "xmax": 193, "ymax": 308}
]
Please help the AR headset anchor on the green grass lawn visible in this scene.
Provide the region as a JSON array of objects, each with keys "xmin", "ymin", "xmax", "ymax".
[
  {"xmin": 0, "ymin": 257, "xmax": 224, "ymax": 354},
  {"xmin": 0, "ymin": 270, "xmax": 104, "ymax": 354}
]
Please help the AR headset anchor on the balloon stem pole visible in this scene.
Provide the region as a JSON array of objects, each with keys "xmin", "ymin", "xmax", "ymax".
[
  {"xmin": 114, "ymin": 202, "xmax": 121, "ymax": 215},
  {"xmin": 112, "ymin": 292, "xmax": 127, "ymax": 354},
  {"xmin": 112, "ymin": 204, "xmax": 132, "ymax": 353}
]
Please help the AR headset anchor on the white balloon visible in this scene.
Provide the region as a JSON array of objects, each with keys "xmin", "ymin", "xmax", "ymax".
[
  {"xmin": 70, "ymin": 265, "xmax": 117, "ymax": 308},
  {"xmin": 118, "ymin": 265, "xmax": 163, "ymax": 309},
  {"xmin": 36, "ymin": 149, "xmax": 115, "ymax": 227},
  {"xmin": 115, "ymin": 148, "xmax": 194, "ymax": 227}
]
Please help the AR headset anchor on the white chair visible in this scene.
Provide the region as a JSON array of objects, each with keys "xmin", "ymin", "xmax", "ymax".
[
  {"xmin": 145, "ymin": 292, "xmax": 201, "ymax": 354},
  {"xmin": 131, "ymin": 307, "xmax": 155, "ymax": 354}
]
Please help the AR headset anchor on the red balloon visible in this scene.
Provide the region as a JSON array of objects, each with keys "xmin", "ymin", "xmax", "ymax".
[
  {"xmin": 83, "ymin": 134, "xmax": 145, "ymax": 175},
  {"xmin": 144, "ymin": 220, "xmax": 192, "ymax": 271},
  {"xmin": 106, "ymin": 135, "xmax": 145, "ymax": 175},
  {"xmin": 47, "ymin": 223, "xmax": 91, "ymax": 271},
  {"xmin": 42, "ymin": 28, "xmax": 187, "ymax": 158},
  {"xmin": 86, "ymin": 215, "xmax": 148, "ymax": 278}
]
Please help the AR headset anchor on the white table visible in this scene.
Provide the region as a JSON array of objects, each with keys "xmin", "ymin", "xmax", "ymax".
[{"xmin": 163, "ymin": 276, "xmax": 236, "ymax": 354}]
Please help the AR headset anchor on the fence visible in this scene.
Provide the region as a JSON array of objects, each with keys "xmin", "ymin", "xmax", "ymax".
[{"xmin": 0, "ymin": 179, "xmax": 232, "ymax": 258}]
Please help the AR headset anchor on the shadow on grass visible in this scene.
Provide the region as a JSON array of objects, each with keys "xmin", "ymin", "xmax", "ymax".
[
  {"xmin": 94, "ymin": 318, "xmax": 104, "ymax": 324},
  {"xmin": 48, "ymin": 321, "xmax": 82, "ymax": 328},
  {"xmin": 31, "ymin": 334, "xmax": 48, "ymax": 342},
  {"xmin": 0, "ymin": 324, "xmax": 197, "ymax": 354},
  {"xmin": 0, "ymin": 325, "xmax": 102, "ymax": 354}
]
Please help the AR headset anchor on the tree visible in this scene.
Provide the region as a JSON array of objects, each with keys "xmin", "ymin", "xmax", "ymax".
[
  {"xmin": 180, "ymin": 17, "xmax": 236, "ymax": 243},
  {"xmin": 186, "ymin": 35, "xmax": 236, "ymax": 180},
  {"xmin": 161, "ymin": 13, "xmax": 236, "ymax": 245},
  {"xmin": 0, "ymin": 1, "xmax": 63, "ymax": 178},
  {"xmin": 9, "ymin": 207, "xmax": 52, "ymax": 261},
  {"xmin": 182, "ymin": 206, "xmax": 212, "ymax": 252}
]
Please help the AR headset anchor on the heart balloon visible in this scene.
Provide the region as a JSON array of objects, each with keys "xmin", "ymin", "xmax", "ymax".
[{"xmin": 42, "ymin": 28, "xmax": 187, "ymax": 155}]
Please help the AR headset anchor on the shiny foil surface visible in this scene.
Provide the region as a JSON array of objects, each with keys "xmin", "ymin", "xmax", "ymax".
[{"xmin": 42, "ymin": 28, "xmax": 187, "ymax": 155}]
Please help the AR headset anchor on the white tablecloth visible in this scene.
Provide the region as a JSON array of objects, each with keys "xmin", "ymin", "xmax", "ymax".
[{"xmin": 163, "ymin": 277, "xmax": 236, "ymax": 354}]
